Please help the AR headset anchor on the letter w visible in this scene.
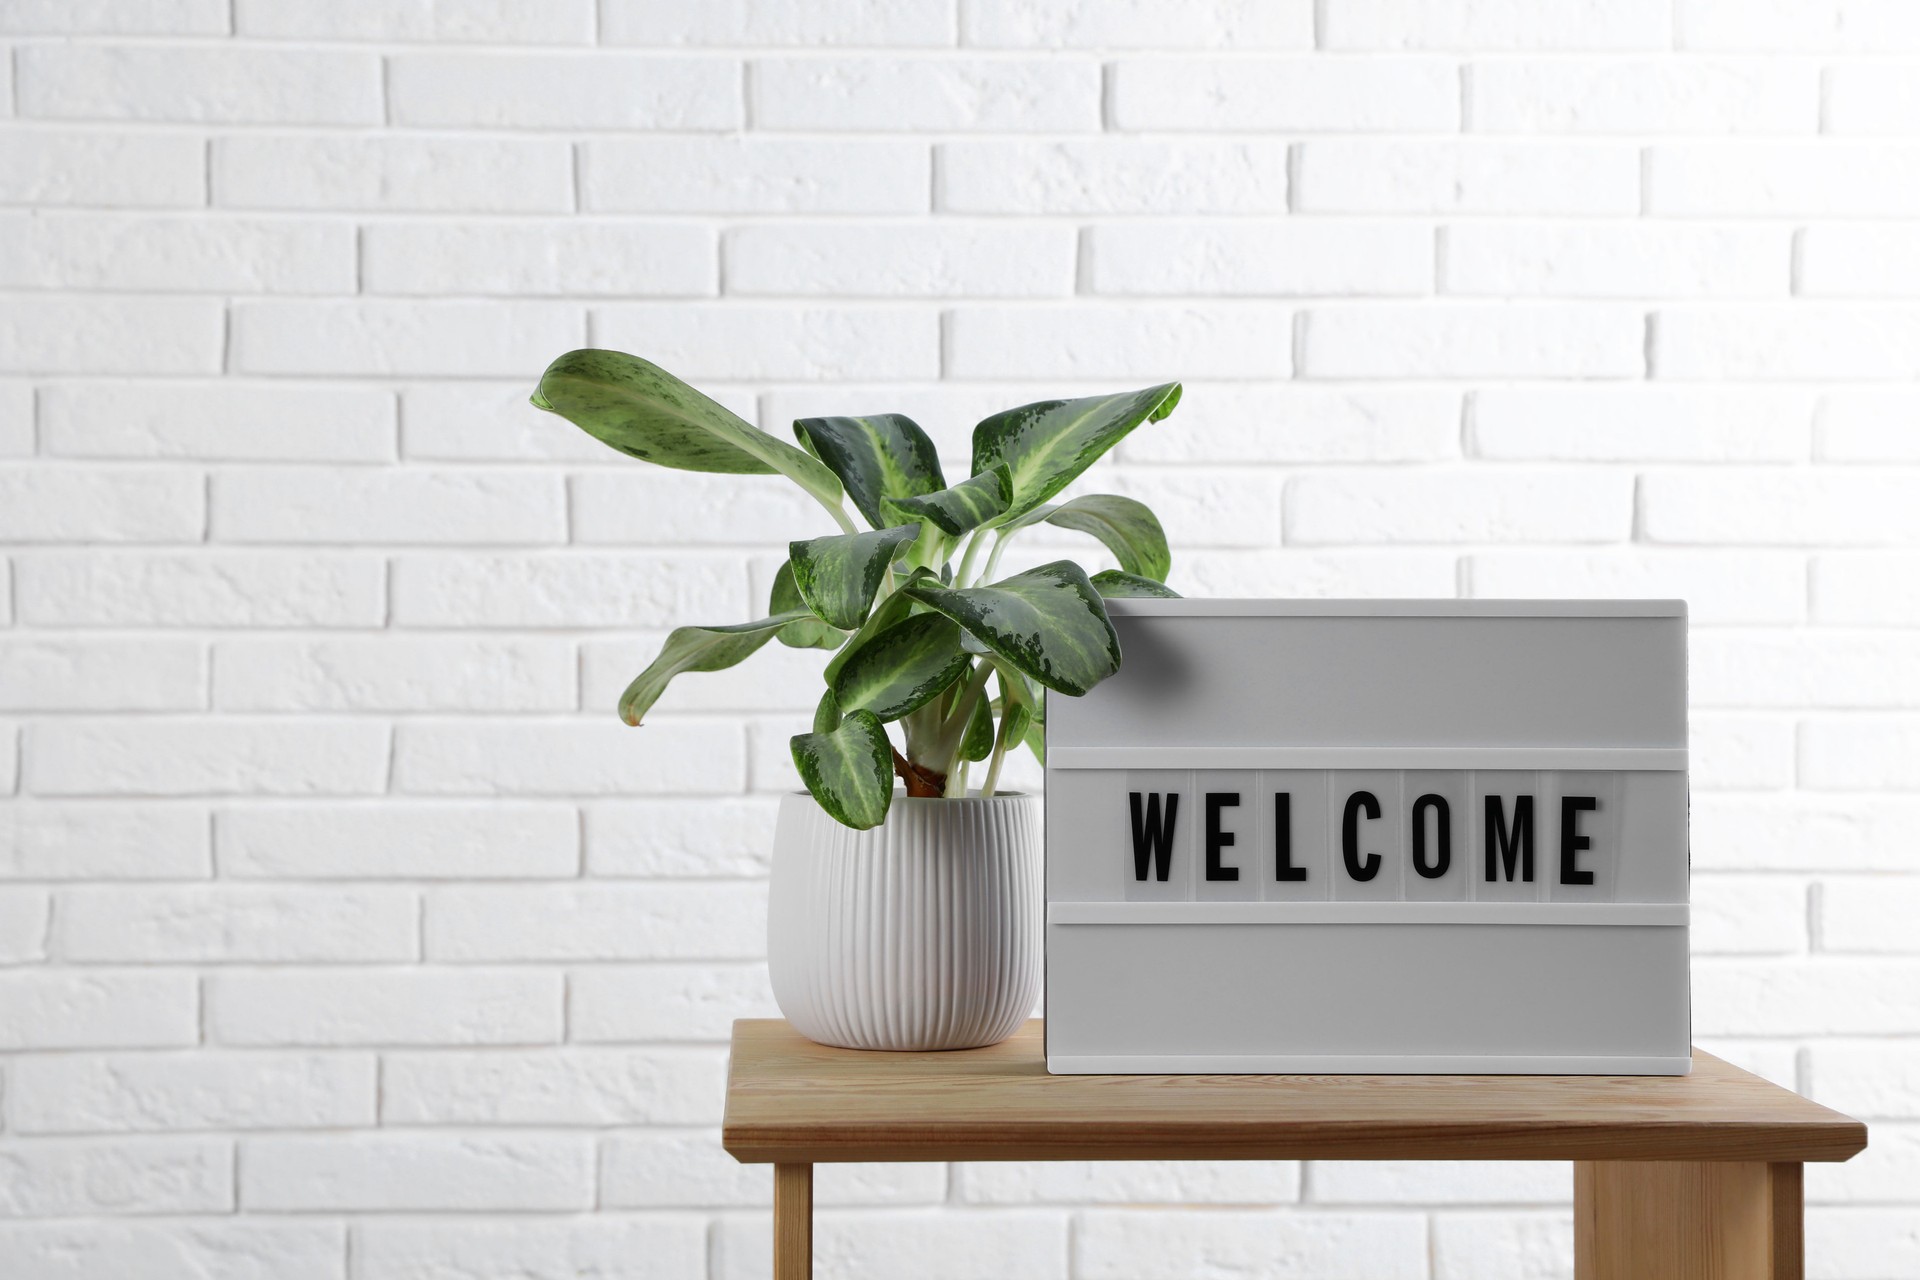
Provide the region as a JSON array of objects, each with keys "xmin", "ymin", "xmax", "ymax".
[{"xmin": 1130, "ymin": 792, "xmax": 1179, "ymax": 882}]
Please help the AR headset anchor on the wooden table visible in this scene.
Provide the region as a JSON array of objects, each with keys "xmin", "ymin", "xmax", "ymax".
[{"xmin": 723, "ymin": 1019, "xmax": 1866, "ymax": 1280}]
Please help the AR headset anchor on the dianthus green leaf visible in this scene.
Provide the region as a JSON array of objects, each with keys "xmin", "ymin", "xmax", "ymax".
[
  {"xmin": 1046, "ymin": 494, "xmax": 1171, "ymax": 581},
  {"xmin": 791, "ymin": 709, "xmax": 894, "ymax": 831},
  {"xmin": 768, "ymin": 560, "xmax": 847, "ymax": 651},
  {"xmin": 1089, "ymin": 569, "xmax": 1182, "ymax": 599},
  {"xmin": 788, "ymin": 525, "xmax": 920, "ymax": 631},
  {"xmin": 970, "ymin": 383, "xmax": 1182, "ymax": 524},
  {"xmin": 617, "ymin": 611, "xmax": 815, "ymax": 726},
  {"xmin": 533, "ymin": 349, "xmax": 843, "ymax": 513},
  {"xmin": 903, "ymin": 561, "xmax": 1121, "ymax": 697},
  {"xmin": 831, "ymin": 613, "xmax": 971, "ymax": 723},
  {"xmin": 792, "ymin": 413, "xmax": 946, "ymax": 530},
  {"xmin": 882, "ymin": 465, "xmax": 1013, "ymax": 538}
]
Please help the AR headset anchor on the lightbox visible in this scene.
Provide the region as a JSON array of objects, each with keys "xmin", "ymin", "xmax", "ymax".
[{"xmin": 1043, "ymin": 599, "xmax": 1690, "ymax": 1075}]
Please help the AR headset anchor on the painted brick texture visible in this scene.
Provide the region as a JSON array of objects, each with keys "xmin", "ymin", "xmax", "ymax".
[{"xmin": 0, "ymin": 1, "xmax": 1915, "ymax": 1277}]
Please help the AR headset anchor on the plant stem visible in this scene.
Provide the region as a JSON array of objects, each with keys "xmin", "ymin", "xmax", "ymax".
[
  {"xmin": 952, "ymin": 529, "xmax": 987, "ymax": 588},
  {"xmin": 979, "ymin": 531, "xmax": 1010, "ymax": 585},
  {"xmin": 932, "ymin": 660, "xmax": 996, "ymax": 784},
  {"xmin": 980, "ymin": 702, "xmax": 1015, "ymax": 797},
  {"xmin": 814, "ymin": 496, "xmax": 858, "ymax": 535},
  {"xmin": 946, "ymin": 758, "xmax": 970, "ymax": 799}
]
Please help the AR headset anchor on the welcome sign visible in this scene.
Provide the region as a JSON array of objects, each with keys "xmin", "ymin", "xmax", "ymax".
[{"xmin": 1044, "ymin": 599, "xmax": 1690, "ymax": 1075}]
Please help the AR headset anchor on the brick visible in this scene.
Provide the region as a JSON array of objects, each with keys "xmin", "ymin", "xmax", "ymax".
[
  {"xmin": 1111, "ymin": 57, "xmax": 1457, "ymax": 130},
  {"xmin": 1821, "ymin": 878, "xmax": 1920, "ymax": 953},
  {"xmin": 207, "ymin": 969, "xmax": 561, "ymax": 1047},
  {"xmin": 0, "ymin": 296, "xmax": 223, "ymax": 375},
  {"xmin": 242, "ymin": 1133, "xmax": 592, "ymax": 1212},
  {"xmin": 0, "ymin": 889, "xmax": 49, "ymax": 964},
  {"xmin": 390, "ymin": 552, "xmax": 746, "ymax": 628},
  {"xmin": 396, "ymin": 719, "xmax": 743, "ymax": 796},
  {"xmin": 11, "ymin": 1053, "xmax": 374, "ymax": 1134},
  {"xmin": 584, "ymin": 797, "xmax": 780, "ymax": 877},
  {"xmin": 1809, "ymin": 1122, "xmax": 1920, "ymax": 1204},
  {"xmin": 1302, "ymin": 305, "xmax": 1642, "ymax": 378},
  {"xmin": 595, "ymin": 304, "xmax": 937, "ymax": 380},
  {"xmin": 1467, "ymin": 550, "xmax": 1804, "ymax": 624},
  {"xmin": 1809, "ymin": 1042, "xmax": 1920, "ymax": 1117},
  {"xmin": 1469, "ymin": 58, "xmax": 1816, "ymax": 133},
  {"xmin": 1693, "ymin": 958, "xmax": 1920, "ymax": 1034},
  {"xmin": 1310, "ymin": 1160, "xmax": 1569, "ymax": 1203},
  {"xmin": 584, "ymin": 138, "xmax": 927, "ymax": 213},
  {"xmin": 1691, "ymin": 875, "xmax": 1808, "ymax": 954},
  {"xmin": 0, "ymin": 131, "xmax": 204, "ymax": 207},
  {"xmin": 0, "ymin": 804, "xmax": 209, "ymax": 879},
  {"xmin": 726, "ymin": 223, "xmax": 1074, "ymax": 297},
  {"xmin": 1327, "ymin": 0, "xmax": 1666, "ymax": 48},
  {"xmin": 1443, "ymin": 223, "xmax": 1787, "ymax": 298},
  {"xmin": 1432, "ymin": 1211, "xmax": 1573, "ymax": 1280},
  {"xmin": 1076, "ymin": 1209, "xmax": 1424, "ymax": 1280},
  {"xmin": 426, "ymin": 882, "xmax": 765, "ymax": 960},
  {"xmin": 606, "ymin": 0, "xmax": 953, "ymax": 45},
  {"xmin": 0, "ymin": 1222, "xmax": 341, "ymax": 1280},
  {"xmin": 19, "ymin": 45, "xmax": 381, "ymax": 125},
  {"xmin": 1175, "ymin": 550, "xmax": 1459, "ymax": 599},
  {"xmin": 606, "ymin": 1132, "xmax": 944, "ymax": 1207},
  {"xmin": 1816, "ymin": 553, "xmax": 1920, "ymax": 626},
  {"xmin": 231, "ymin": 300, "xmax": 583, "ymax": 377},
  {"xmin": 214, "ymin": 135, "xmax": 573, "ymax": 212},
  {"xmin": 215, "ymin": 637, "xmax": 574, "ymax": 713},
  {"xmin": 1800, "ymin": 225, "xmax": 1920, "ymax": 297},
  {"xmin": 383, "ymin": 1047, "xmax": 723, "ymax": 1125},
  {"xmin": 41, "ymin": 382, "xmax": 396, "ymax": 462},
  {"xmin": 212, "ymin": 466, "xmax": 565, "ymax": 546},
  {"xmin": 570, "ymin": 963, "xmax": 779, "ymax": 1042},
  {"xmin": 0, "ymin": 0, "xmax": 227, "ymax": 32},
  {"xmin": 1818, "ymin": 390, "xmax": 1920, "ymax": 462},
  {"xmin": 1126, "ymin": 387, "xmax": 1458, "ymax": 464},
  {"xmin": 57, "ymin": 886, "xmax": 416, "ymax": 964},
  {"xmin": 0, "ymin": 972, "xmax": 197, "ymax": 1050},
  {"xmin": 1691, "ymin": 714, "xmax": 1796, "ymax": 790},
  {"xmin": 755, "ymin": 56, "xmax": 1096, "ymax": 132},
  {"xmin": 1648, "ymin": 143, "xmax": 1920, "ymax": 215},
  {"xmin": 573, "ymin": 470, "xmax": 843, "ymax": 545},
  {"xmin": 1287, "ymin": 468, "xmax": 1630, "ymax": 546},
  {"xmin": 218, "ymin": 803, "xmax": 575, "ymax": 879},
  {"xmin": 14, "ymin": 551, "xmax": 386, "ymax": 628},
  {"xmin": 354, "ymin": 1218, "xmax": 704, "ymax": 1280},
  {"xmin": 1803, "ymin": 716, "xmax": 1920, "ymax": 790},
  {"xmin": 1661, "ymin": 306, "xmax": 1920, "ymax": 380},
  {"xmin": 714, "ymin": 1211, "xmax": 1066, "ymax": 1280},
  {"xmin": 25, "ymin": 720, "xmax": 388, "ymax": 798},
  {"xmin": 0, "ymin": 638, "xmax": 206, "ymax": 711},
  {"xmin": 364, "ymin": 221, "xmax": 715, "ymax": 297},
  {"xmin": 941, "ymin": 139, "xmax": 1289, "ymax": 214},
  {"xmin": 234, "ymin": 0, "xmax": 595, "ymax": 41},
  {"xmin": 0, "ymin": 1137, "xmax": 231, "ymax": 1215},
  {"xmin": 946, "ymin": 304, "xmax": 1292, "ymax": 379},
  {"xmin": 1693, "ymin": 795, "xmax": 1920, "ymax": 872},
  {"xmin": 963, "ymin": 0, "xmax": 1309, "ymax": 47},
  {"xmin": 0, "ymin": 382, "xmax": 28, "ymax": 456},
  {"xmin": 1692, "ymin": 631, "xmax": 1920, "ymax": 708},
  {"xmin": 1470, "ymin": 387, "xmax": 1810, "ymax": 461},
  {"xmin": 1088, "ymin": 223, "xmax": 1432, "ymax": 297},
  {"xmin": 0, "ymin": 466, "xmax": 203, "ymax": 543},
  {"xmin": 1680, "ymin": 0, "xmax": 1920, "ymax": 52},
  {"xmin": 1643, "ymin": 469, "xmax": 1920, "ymax": 545},
  {"xmin": 1295, "ymin": 141, "xmax": 1638, "ymax": 214},
  {"xmin": 958, "ymin": 1160, "xmax": 1298, "ymax": 1204},
  {"xmin": 0, "ymin": 213, "xmax": 352, "ymax": 295},
  {"xmin": 393, "ymin": 53, "xmax": 733, "ymax": 129},
  {"xmin": 403, "ymin": 382, "xmax": 635, "ymax": 462},
  {"xmin": 1825, "ymin": 62, "xmax": 1920, "ymax": 134}
]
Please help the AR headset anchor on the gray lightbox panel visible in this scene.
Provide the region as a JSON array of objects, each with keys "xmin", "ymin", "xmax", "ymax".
[{"xmin": 1044, "ymin": 599, "xmax": 1690, "ymax": 1075}]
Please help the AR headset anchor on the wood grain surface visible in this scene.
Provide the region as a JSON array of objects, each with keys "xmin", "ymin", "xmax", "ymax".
[{"xmin": 723, "ymin": 1020, "xmax": 1867, "ymax": 1165}]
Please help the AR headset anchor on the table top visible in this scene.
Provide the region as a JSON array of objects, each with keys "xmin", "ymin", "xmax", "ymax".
[{"xmin": 723, "ymin": 1020, "xmax": 1867, "ymax": 1165}]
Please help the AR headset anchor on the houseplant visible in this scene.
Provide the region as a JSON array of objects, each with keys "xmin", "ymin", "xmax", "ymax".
[{"xmin": 532, "ymin": 348, "xmax": 1182, "ymax": 1049}]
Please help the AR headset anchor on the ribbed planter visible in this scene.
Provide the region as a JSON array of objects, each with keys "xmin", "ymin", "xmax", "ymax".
[{"xmin": 767, "ymin": 789, "xmax": 1041, "ymax": 1051}]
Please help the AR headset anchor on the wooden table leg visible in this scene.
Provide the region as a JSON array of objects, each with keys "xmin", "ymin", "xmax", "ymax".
[
  {"xmin": 1575, "ymin": 1160, "xmax": 1802, "ymax": 1280},
  {"xmin": 774, "ymin": 1163, "xmax": 813, "ymax": 1280}
]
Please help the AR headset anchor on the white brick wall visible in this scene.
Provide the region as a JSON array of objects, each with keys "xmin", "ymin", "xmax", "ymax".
[{"xmin": 0, "ymin": 2, "xmax": 1915, "ymax": 1277}]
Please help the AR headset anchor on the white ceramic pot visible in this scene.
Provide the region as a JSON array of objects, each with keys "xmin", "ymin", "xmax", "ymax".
[{"xmin": 767, "ymin": 789, "xmax": 1041, "ymax": 1051}]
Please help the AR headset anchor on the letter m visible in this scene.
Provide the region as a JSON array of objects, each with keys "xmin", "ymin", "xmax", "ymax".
[{"xmin": 1484, "ymin": 795, "xmax": 1535, "ymax": 883}]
